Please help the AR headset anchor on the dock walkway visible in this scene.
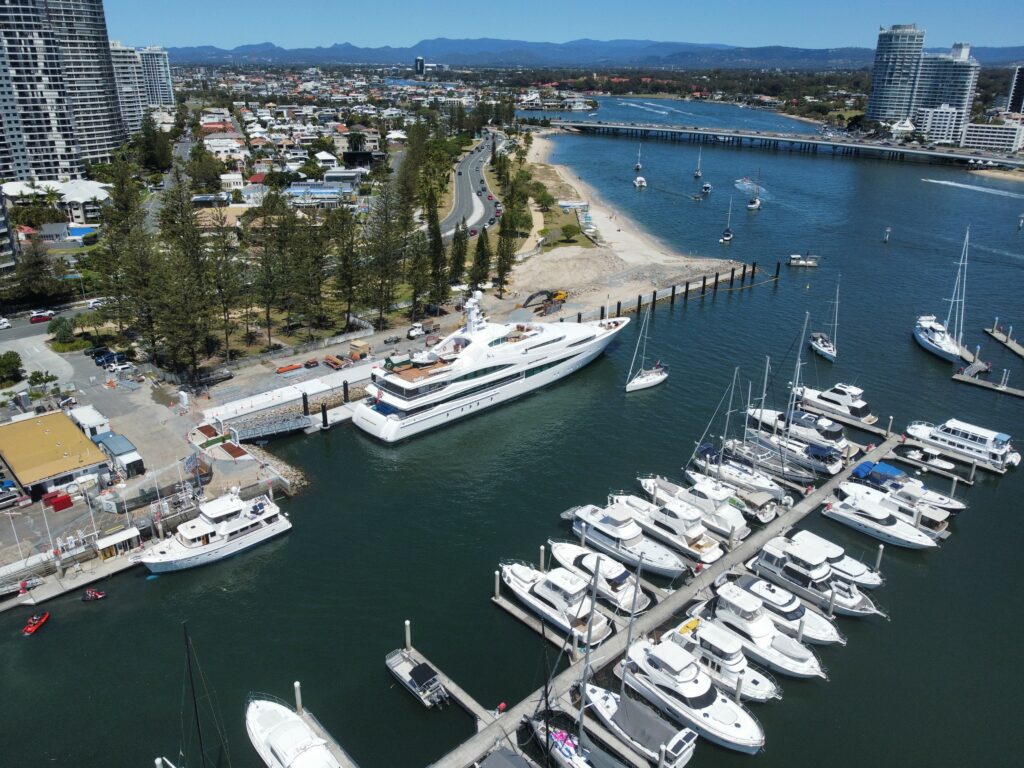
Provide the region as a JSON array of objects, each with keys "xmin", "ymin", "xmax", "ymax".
[
  {"xmin": 429, "ymin": 436, "xmax": 900, "ymax": 768},
  {"xmin": 985, "ymin": 327, "xmax": 1024, "ymax": 360},
  {"xmin": 952, "ymin": 373, "xmax": 1024, "ymax": 399},
  {"xmin": 407, "ymin": 646, "xmax": 497, "ymax": 733}
]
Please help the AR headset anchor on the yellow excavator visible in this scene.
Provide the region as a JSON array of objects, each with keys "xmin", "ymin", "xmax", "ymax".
[{"xmin": 520, "ymin": 290, "xmax": 567, "ymax": 315}]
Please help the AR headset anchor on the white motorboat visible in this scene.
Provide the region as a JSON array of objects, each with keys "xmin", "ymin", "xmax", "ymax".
[
  {"xmin": 724, "ymin": 573, "xmax": 846, "ymax": 646},
  {"xmin": 691, "ymin": 443, "xmax": 788, "ymax": 500},
  {"xmin": 668, "ymin": 618, "xmax": 782, "ymax": 703},
  {"xmin": 745, "ymin": 172, "xmax": 762, "ymax": 210},
  {"xmin": 681, "ymin": 469, "xmax": 782, "ymax": 524},
  {"xmin": 608, "ymin": 494, "xmax": 723, "ymax": 566},
  {"xmin": 135, "ymin": 492, "xmax": 290, "ymax": 573},
  {"xmin": 787, "ymin": 253, "xmax": 819, "ymax": 267},
  {"xmin": 623, "ymin": 639, "xmax": 765, "ymax": 754},
  {"xmin": 568, "ymin": 500, "xmax": 690, "ymax": 578},
  {"xmin": 584, "ymin": 684, "xmax": 698, "ymax": 767},
  {"xmin": 905, "ymin": 419, "xmax": 1020, "ymax": 472},
  {"xmin": 913, "ymin": 228, "xmax": 971, "ymax": 364},
  {"xmin": 793, "ymin": 382, "xmax": 878, "ymax": 425},
  {"xmin": 836, "ymin": 482, "xmax": 950, "ymax": 541},
  {"xmin": 745, "ymin": 428, "xmax": 844, "ymax": 476},
  {"xmin": 747, "ymin": 408, "xmax": 849, "ymax": 453},
  {"xmin": 625, "ymin": 305, "xmax": 668, "ymax": 392},
  {"xmin": 245, "ymin": 694, "xmax": 346, "ymax": 768},
  {"xmin": 691, "ymin": 586, "xmax": 826, "ymax": 679},
  {"xmin": 529, "ymin": 718, "xmax": 591, "ymax": 768},
  {"xmin": 633, "ymin": 176, "xmax": 648, "ymax": 189},
  {"xmin": 385, "ymin": 649, "xmax": 450, "ymax": 708},
  {"xmin": 353, "ymin": 293, "xmax": 629, "ymax": 443},
  {"xmin": 893, "ymin": 444, "xmax": 956, "ymax": 471},
  {"xmin": 720, "ymin": 439, "xmax": 818, "ymax": 486},
  {"xmin": 851, "ymin": 461, "xmax": 965, "ymax": 512},
  {"xmin": 548, "ymin": 540, "xmax": 651, "ymax": 614},
  {"xmin": 746, "ymin": 536, "xmax": 884, "ymax": 618},
  {"xmin": 701, "ymin": 182, "xmax": 712, "ymax": 194},
  {"xmin": 809, "ymin": 278, "xmax": 840, "ymax": 362},
  {"xmin": 720, "ymin": 197, "xmax": 734, "ymax": 243},
  {"xmin": 634, "ymin": 145, "xmax": 643, "ymax": 171},
  {"xmin": 500, "ymin": 562, "xmax": 613, "ymax": 647},
  {"xmin": 822, "ymin": 498, "xmax": 937, "ymax": 550},
  {"xmin": 637, "ymin": 476, "xmax": 751, "ymax": 542},
  {"xmin": 789, "ymin": 530, "xmax": 884, "ymax": 589}
]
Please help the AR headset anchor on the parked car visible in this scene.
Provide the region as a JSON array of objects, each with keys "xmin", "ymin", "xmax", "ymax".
[
  {"xmin": 0, "ymin": 318, "xmax": 10, "ymax": 330},
  {"xmin": 197, "ymin": 368, "xmax": 233, "ymax": 386},
  {"xmin": 469, "ymin": 228, "xmax": 478, "ymax": 236},
  {"xmin": 303, "ymin": 358, "xmax": 319, "ymax": 369},
  {"xmin": 487, "ymin": 195, "xmax": 494, "ymax": 200},
  {"xmin": 29, "ymin": 310, "xmax": 55, "ymax": 323},
  {"xmin": 384, "ymin": 335, "xmax": 400, "ymax": 345},
  {"xmin": 476, "ymin": 190, "xmax": 482, "ymax": 196},
  {"xmin": 108, "ymin": 361, "xmax": 134, "ymax": 374},
  {"xmin": 99, "ymin": 352, "xmax": 126, "ymax": 367}
]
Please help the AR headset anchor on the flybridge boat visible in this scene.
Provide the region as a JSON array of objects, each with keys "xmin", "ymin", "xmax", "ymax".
[
  {"xmin": 584, "ymin": 684, "xmax": 698, "ymax": 767},
  {"xmin": 746, "ymin": 537, "xmax": 883, "ymax": 618},
  {"xmin": 692, "ymin": 443, "xmax": 789, "ymax": 500},
  {"xmin": 353, "ymin": 292, "xmax": 629, "ymax": 443},
  {"xmin": 851, "ymin": 461, "xmax": 965, "ymax": 512},
  {"xmin": 548, "ymin": 540, "xmax": 651, "ymax": 614},
  {"xmin": 721, "ymin": 573, "xmax": 846, "ymax": 646},
  {"xmin": 747, "ymin": 408, "xmax": 849, "ymax": 453},
  {"xmin": 836, "ymin": 482, "xmax": 950, "ymax": 541},
  {"xmin": 669, "ymin": 618, "xmax": 782, "ymax": 703},
  {"xmin": 681, "ymin": 469, "xmax": 783, "ymax": 524},
  {"xmin": 822, "ymin": 498, "xmax": 937, "ymax": 550},
  {"xmin": 500, "ymin": 562, "xmax": 613, "ymax": 648},
  {"xmin": 792, "ymin": 382, "xmax": 877, "ymax": 425},
  {"xmin": 789, "ymin": 530, "xmax": 884, "ymax": 589},
  {"xmin": 744, "ymin": 428, "xmax": 844, "ymax": 476},
  {"xmin": 905, "ymin": 419, "xmax": 1020, "ymax": 472},
  {"xmin": 641, "ymin": 473, "xmax": 776, "ymax": 527},
  {"xmin": 690, "ymin": 586, "xmax": 826, "ymax": 679},
  {"xmin": 245, "ymin": 694, "xmax": 346, "ymax": 768},
  {"xmin": 608, "ymin": 494, "xmax": 723, "ymax": 566},
  {"xmin": 134, "ymin": 492, "xmax": 289, "ymax": 573},
  {"xmin": 623, "ymin": 639, "xmax": 765, "ymax": 754},
  {"xmin": 567, "ymin": 500, "xmax": 690, "ymax": 578},
  {"xmin": 634, "ymin": 478, "xmax": 751, "ymax": 542}
]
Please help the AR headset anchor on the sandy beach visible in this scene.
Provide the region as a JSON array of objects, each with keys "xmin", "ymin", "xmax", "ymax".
[
  {"xmin": 491, "ymin": 132, "xmax": 737, "ymax": 321},
  {"xmin": 968, "ymin": 168, "xmax": 1024, "ymax": 184}
]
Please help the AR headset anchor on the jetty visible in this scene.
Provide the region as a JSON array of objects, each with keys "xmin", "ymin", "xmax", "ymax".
[
  {"xmin": 292, "ymin": 682, "xmax": 364, "ymax": 768},
  {"xmin": 952, "ymin": 370, "xmax": 1024, "ymax": 400},
  {"xmin": 984, "ymin": 323, "xmax": 1024, "ymax": 361},
  {"xmin": 428, "ymin": 437, "xmax": 901, "ymax": 768}
]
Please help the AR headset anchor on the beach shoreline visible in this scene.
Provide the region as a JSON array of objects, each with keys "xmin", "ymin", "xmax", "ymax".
[{"xmin": 968, "ymin": 168, "xmax": 1024, "ymax": 184}]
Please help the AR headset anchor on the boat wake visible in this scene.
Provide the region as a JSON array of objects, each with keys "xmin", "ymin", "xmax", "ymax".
[
  {"xmin": 619, "ymin": 101, "xmax": 670, "ymax": 116},
  {"xmin": 921, "ymin": 179, "xmax": 1024, "ymax": 199},
  {"xmin": 734, "ymin": 178, "xmax": 768, "ymax": 198}
]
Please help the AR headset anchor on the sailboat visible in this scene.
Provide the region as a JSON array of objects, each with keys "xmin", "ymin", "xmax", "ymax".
[
  {"xmin": 720, "ymin": 197, "xmax": 734, "ymax": 243},
  {"xmin": 634, "ymin": 145, "xmax": 643, "ymax": 171},
  {"xmin": 913, "ymin": 228, "xmax": 972, "ymax": 364},
  {"xmin": 746, "ymin": 170, "xmax": 762, "ymax": 210},
  {"xmin": 809, "ymin": 277, "xmax": 840, "ymax": 362},
  {"xmin": 625, "ymin": 305, "xmax": 668, "ymax": 392},
  {"xmin": 694, "ymin": 148, "xmax": 703, "ymax": 179}
]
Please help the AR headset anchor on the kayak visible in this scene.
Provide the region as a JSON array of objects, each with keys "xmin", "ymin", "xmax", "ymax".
[{"xmin": 22, "ymin": 612, "xmax": 49, "ymax": 636}]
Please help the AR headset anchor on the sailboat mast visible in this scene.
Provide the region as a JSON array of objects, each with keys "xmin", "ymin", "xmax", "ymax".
[
  {"xmin": 577, "ymin": 557, "xmax": 602, "ymax": 743},
  {"xmin": 787, "ymin": 313, "xmax": 810, "ymax": 423},
  {"xmin": 720, "ymin": 367, "xmax": 739, "ymax": 474},
  {"xmin": 619, "ymin": 556, "xmax": 644, "ymax": 697},
  {"xmin": 757, "ymin": 357, "xmax": 770, "ymax": 443},
  {"xmin": 832, "ymin": 277, "xmax": 840, "ymax": 346},
  {"xmin": 958, "ymin": 228, "xmax": 969, "ymax": 347},
  {"xmin": 183, "ymin": 623, "xmax": 209, "ymax": 768}
]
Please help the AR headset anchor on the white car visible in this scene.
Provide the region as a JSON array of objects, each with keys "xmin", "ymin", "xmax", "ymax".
[
  {"xmin": 0, "ymin": 317, "xmax": 10, "ymax": 330},
  {"xmin": 108, "ymin": 362, "xmax": 135, "ymax": 374},
  {"xmin": 87, "ymin": 298, "xmax": 107, "ymax": 310}
]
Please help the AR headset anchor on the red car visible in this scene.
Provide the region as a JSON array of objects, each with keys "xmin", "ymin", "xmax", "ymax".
[
  {"xmin": 29, "ymin": 310, "xmax": 55, "ymax": 323},
  {"xmin": 469, "ymin": 228, "xmax": 478, "ymax": 236},
  {"xmin": 487, "ymin": 195, "xmax": 494, "ymax": 200}
]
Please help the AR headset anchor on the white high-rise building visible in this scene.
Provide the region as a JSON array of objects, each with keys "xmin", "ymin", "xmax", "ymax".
[
  {"xmin": 138, "ymin": 46, "xmax": 175, "ymax": 107},
  {"xmin": 867, "ymin": 24, "xmax": 924, "ymax": 122},
  {"xmin": 914, "ymin": 104, "xmax": 966, "ymax": 144},
  {"xmin": 913, "ymin": 43, "xmax": 979, "ymax": 117},
  {"xmin": 110, "ymin": 42, "xmax": 146, "ymax": 135}
]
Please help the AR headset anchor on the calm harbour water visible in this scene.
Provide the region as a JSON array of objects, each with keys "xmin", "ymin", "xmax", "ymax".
[{"xmin": 3, "ymin": 98, "xmax": 1023, "ymax": 767}]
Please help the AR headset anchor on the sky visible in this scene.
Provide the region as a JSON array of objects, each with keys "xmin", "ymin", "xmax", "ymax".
[{"xmin": 105, "ymin": 0, "xmax": 1022, "ymax": 50}]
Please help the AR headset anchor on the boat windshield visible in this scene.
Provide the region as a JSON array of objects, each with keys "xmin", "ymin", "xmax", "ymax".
[
  {"xmin": 607, "ymin": 571, "xmax": 630, "ymax": 588},
  {"xmin": 848, "ymin": 402, "xmax": 872, "ymax": 418}
]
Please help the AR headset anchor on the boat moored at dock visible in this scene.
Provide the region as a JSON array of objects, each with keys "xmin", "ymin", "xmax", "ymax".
[
  {"xmin": 793, "ymin": 382, "xmax": 878, "ymax": 425},
  {"xmin": 567, "ymin": 500, "xmax": 690, "ymax": 578},
  {"xmin": 548, "ymin": 540, "xmax": 651, "ymax": 614},
  {"xmin": 835, "ymin": 482, "xmax": 950, "ymax": 541},
  {"xmin": 245, "ymin": 692, "xmax": 348, "ymax": 768},
  {"xmin": 905, "ymin": 419, "xmax": 1020, "ymax": 472},
  {"xmin": 789, "ymin": 530, "xmax": 884, "ymax": 589},
  {"xmin": 721, "ymin": 573, "xmax": 846, "ymax": 646},
  {"xmin": 607, "ymin": 494, "xmax": 723, "ymax": 566},
  {"xmin": 385, "ymin": 648, "xmax": 450, "ymax": 708},
  {"xmin": 850, "ymin": 461, "xmax": 965, "ymax": 512},
  {"xmin": 584, "ymin": 684, "xmax": 698, "ymax": 767}
]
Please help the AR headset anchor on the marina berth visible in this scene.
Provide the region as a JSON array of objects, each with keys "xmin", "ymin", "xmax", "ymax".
[
  {"xmin": 499, "ymin": 562, "xmax": 613, "ymax": 648},
  {"xmin": 384, "ymin": 649, "xmax": 450, "ymax": 708},
  {"xmin": 548, "ymin": 540, "xmax": 651, "ymax": 615},
  {"xmin": 134, "ymin": 492, "xmax": 290, "ymax": 573},
  {"xmin": 606, "ymin": 494, "xmax": 723, "ymax": 566},
  {"xmin": 746, "ymin": 536, "xmax": 884, "ymax": 618},
  {"xmin": 245, "ymin": 694, "xmax": 346, "ymax": 768},
  {"xmin": 721, "ymin": 438, "xmax": 817, "ymax": 486},
  {"xmin": 744, "ymin": 427, "xmax": 844, "ymax": 476},
  {"xmin": 793, "ymin": 382, "xmax": 878, "ymax": 425},
  {"xmin": 747, "ymin": 408, "xmax": 849, "ymax": 453},
  {"xmin": 528, "ymin": 718, "xmax": 590, "ymax": 768},
  {"xmin": 689, "ymin": 585, "xmax": 826, "ymax": 679},
  {"xmin": 835, "ymin": 483, "xmax": 950, "ymax": 541},
  {"xmin": 352, "ymin": 292, "xmax": 628, "ymax": 443},
  {"xmin": 789, "ymin": 530, "xmax": 884, "ymax": 589},
  {"xmin": 622, "ymin": 639, "xmax": 765, "ymax": 754},
  {"xmin": 821, "ymin": 498, "xmax": 937, "ymax": 550},
  {"xmin": 721, "ymin": 573, "xmax": 847, "ymax": 646},
  {"xmin": 668, "ymin": 618, "xmax": 783, "ymax": 703},
  {"xmin": 567, "ymin": 500, "xmax": 691, "ymax": 578},
  {"xmin": 681, "ymin": 469, "xmax": 783, "ymax": 524},
  {"xmin": 850, "ymin": 461, "xmax": 966, "ymax": 512},
  {"xmin": 905, "ymin": 419, "xmax": 1020, "ymax": 472},
  {"xmin": 637, "ymin": 475, "xmax": 756, "ymax": 539},
  {"xmin": 691, "ymin": 443, "xmax": 788, "ymax": 500},
  {"xmin": 584, "ymin": 684, "xmax": 698, "ymax": 767}
]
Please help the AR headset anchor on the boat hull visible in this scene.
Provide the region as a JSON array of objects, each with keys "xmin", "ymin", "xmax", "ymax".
[
  {"xmin": 626, "ymin": 368, "xmax": 668, "ymax": 392},
  {"xmin": 138, "ymin": 517, "xmax": 292, "ymax": 573},
  {"xmin": 573, "ymin": 521, "xmax": 688, "ymax": 577},
  {"xmin": 912, "ymin": 325, "xmax": 962, "ymax": 363}
]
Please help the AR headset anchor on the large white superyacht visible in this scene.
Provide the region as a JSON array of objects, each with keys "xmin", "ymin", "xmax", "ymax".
[{"xmin": 353, "ymin": 292, "xmax": 629, "ymax": 442}]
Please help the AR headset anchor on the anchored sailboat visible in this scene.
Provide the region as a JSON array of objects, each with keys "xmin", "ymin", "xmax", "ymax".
[
  {"xmin": 625, "ymin": 305, "xmax": 668, "ymax": 392},
  {"xmin": 913, "ymin": 228, "xmax": 973, "ymax": 364},
  {"xmin": 809, "ymin": 277, "xmax": 840, "ymax": 362},
  {"xmin": 720, "ymin": 197, "xmax": 734, "ymax": 243},
  {"xmin": 694, "ymin": 147, "xmax": 703, "ymax": 179},
  {"xmin": 634, "ymin": 145, "xmax": 643, "ymax": 171}
]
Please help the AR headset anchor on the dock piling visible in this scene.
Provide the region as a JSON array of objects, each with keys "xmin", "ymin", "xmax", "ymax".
[
  {"xmin": 636, "ymin": 295, "xmax": 642, "ymax": 314},
  {"xmin": 321, "ymin": 403, "xmax": 327, "ymax": 429},
  {"xmin": 580, "ymin": 522, "xmax": 588, "ymax": 546},
  {"xmin": 713, "ymin": 273, "xmax": 719, "ymax": 293},
  {"xmin": 740, "ymin": 264, "xmax": 747, "ymax": 282},
  {"xmin": 774, "ymin": 261, "xmax": 780, "ymax": 280},
  {"xmin": 404, "ymin": 619, "xmax": 411, "ymax": 652},
  {"xmin": 343, "ymin": 380, "xmax": 349, "ymax": 403},
  {"xmin": 950, "ymin": 475, "xmax": 959, "ymax": 497},
  {"xmin": 797, "ymin": 617, "xmax": 805, "ymax": 643},
  {"xmin": 733, "ymin": 671, "xmax": 744, "ymax": 703},
  {"xmin": 539, "ymin": 544, "xmax": 546, "ymax": 572},
  {"xmin": 729, "ymin": 267, "xmax": 735, "ymax": 286},
  {"xmin": 701, "ymin": 275, "xmax": 707, "ymax": 295},
  {"xmin": 970, "ymin": 461, "xmax": 977, "ymax": 482},
  {"xmin": 751, "ymin": 262, "xmax": 757, "ymax": 278},
  {"xmin": 670, "ymin": 286, "xmax": 676, "ymax": 305},
  {"xmin": 616, "ymin": 300, "xmax": 622, "ymax": 317},
  {"xmin": 600, "ymin": 305, "xmax": 606, "ymax": 320},
  {"xmin": 652, "ymin": 290, "xmax": 657, "ymax": 307},
  {"xmin": 886, "ymin": 416, "xmax": 893, "ymax": 438},
  {"xmin": 577, "ymin": 312, "xmax": 582, "ymax": 323},
  {"xmin": 874, "ymin": 544, "xmax": 885, "ymax": 572},
  {"xmin": 684, "ymin": 281, "xmax": 690, "ymax": 301},
  {"xmin": 302, "ymin": 392, "xmax": 309, "ymax": 416},
  {"xmin": 658, "ymin": 745, "xmax": 667, "ymax": 768},
  {"xmin": 494, "ymin": 570, "xmax": 500, "ymax": 599},
  {"xmin": 294, "ymin": 680, "xmax": 303, "ymax": 714},
  {"xmin": 913, "ymin": 505, "xmax": 923, "ymax": 529},
  {"xmin": 827, "ymin": 589, "xmax": 837, "ymax": 618}
]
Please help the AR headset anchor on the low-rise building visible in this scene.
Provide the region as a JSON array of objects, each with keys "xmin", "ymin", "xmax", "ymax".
[
  {"xmin": 220, "ymin": 172, "xmax": 244, "ymax": 191},
  {"xmin": 0, "ymin": 412, "xmax": 110, "ymax": 497},
  {"xmin": 914, "ymin": 104, "xmax": 966, "ymax": 144},
  {"xmin": 961, "ymin": 121, "xmax": 1024, "ymax": 153}
]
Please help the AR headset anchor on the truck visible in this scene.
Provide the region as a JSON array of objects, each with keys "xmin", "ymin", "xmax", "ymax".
[{"xmin": 407, "ymin": 320, "xmax": 440, "ymax": 339}]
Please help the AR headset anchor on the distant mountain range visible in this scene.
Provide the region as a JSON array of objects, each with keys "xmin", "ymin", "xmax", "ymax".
[{"xmin": 165, "ymin": 38, "xmax": 1024, "ymax": 69}]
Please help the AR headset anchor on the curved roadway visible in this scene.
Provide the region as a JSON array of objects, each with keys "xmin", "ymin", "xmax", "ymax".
[{"xmin": 440, "ymin": 134, "xmax": 504, "ymax": 239}]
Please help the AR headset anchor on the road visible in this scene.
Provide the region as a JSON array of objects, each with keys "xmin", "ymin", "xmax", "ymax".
[
  {"xmin": 143, "ymin": 133, "xmax": 192, "ymax": 232},
  {"xmin": 440, "ymin": 134, "xmax": 504, "ymax": 238}
]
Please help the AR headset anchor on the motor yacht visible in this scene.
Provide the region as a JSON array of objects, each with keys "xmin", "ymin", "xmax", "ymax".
[
  {"xmin": 633, "ymin": 176, "xmax": 648, "ymax": 189},
  {"xmin": 746, "ymin": 537, "xmax": 883, "ymax": 618},
  {"xmin": 789, "ymin": 530, "xmax": 884, "ymax": 588},
  {"xmin": 905, "ymin": 419, "xmax": 1020, "ymax": 472},
  {"xmin": 722, "ymin": 439, "xmax": 817, "ymax": 486},
  {"xmin": 245, "ymin": 694, "xmax": 347, "ymax": 768},
  {"xmin": 836, "ymin": 483, "xmax": 949, "ymax": 541},
  {"xmin": 747, "ymin": 408, "xmax": 849, "ymax": 453},
  {"xmin": 691, "ymin": 443, "xmax": 788, "ymax": 500},
  {"xmin": 584, "ymin": 684, "xmax": 698, "ymax": 767},
  {"xmin": 690, "ymin": 587, "xmax": 826, "ymax": 679},
  {"xmin": 637, "ymin": 476, "xmax": 753, "ymax": 542},
  {"xmin": 135, "ymin": 492, "xmax": 290, "ymax": 573},
  {"xmin": 608, "ymin": 494, "xmax": 723, "ymax": 566},
  {"xmin": 821, "ymin": 498, "xmax": 937, "ymax": 550},
  {"xmin": 723, "ymin": 573, "xmax": 846, "ymax": 646},
  {"xmin": 568, "ymin": 500, "xmax": 690, "ymax": 578},
  {"xmin": 745, "ymin": 428, "xmax": 844, "ymax": 476},
  {"xmin": 792, "ymin": 383, "xmax": 877, "ymax": 425},
  {"xmin": 681, "ymin": 469, "xmax": 783, "ymax": 524},
  {"xmin": 623, "ymin": 639, "xmax": 765, "ymax": 754},
  {"xmin": 850, "ymin": 461, "xmax": 965, "ymax": 512},
  {"xmin": 668, "ymin": 618, "xmax": 782, "ymax": 703},
  {"xmin": 500, "ymin": 563, "xmax": 612, "ymax": 647},
  {"xmin": 548, "ymin": 540, "xmax": 651, "ymax": 614},
  {"xmin": 353, "ymin": 293, "xmax": 629, "ymax": 443}
]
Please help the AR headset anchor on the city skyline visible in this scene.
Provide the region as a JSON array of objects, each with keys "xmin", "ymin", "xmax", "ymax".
[{"xmin": 105, "ymin": 0, "xmax": 1023, "ymax": 51}]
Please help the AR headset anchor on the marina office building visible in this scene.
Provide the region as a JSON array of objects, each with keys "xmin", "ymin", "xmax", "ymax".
[{"xmin": 0, "ymin": 412, "xmax": 110, "ymax": 499}]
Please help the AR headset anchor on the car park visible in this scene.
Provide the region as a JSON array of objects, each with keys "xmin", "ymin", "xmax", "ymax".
[{"xmin": 29, "ymin": 310, "xmax": 55, "ymax": 323}]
